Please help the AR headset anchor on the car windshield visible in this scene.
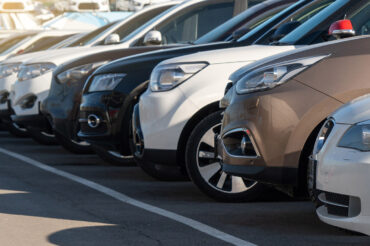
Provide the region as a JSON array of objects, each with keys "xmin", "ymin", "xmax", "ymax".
[
  {"xmin": 194, "ymin": 0, "xmax": 279, "ymax": 44},
  {"xmin": 67, "ymin": 21, "xmax": 117, "ymax": 47},
  {"xmin": 120, "ymin": 3, "xmax": 180, "ymax": 43},
  {"xmin": 0, "ymin": 34, "xmax": 34, "ymax": 55},
  {"xmin": 22, "ymin": 35, "xmax": 73, "ymax": 53},
  {"xmin": 278, "ymin": 0, "xmax": 351, "ymax": 44}
]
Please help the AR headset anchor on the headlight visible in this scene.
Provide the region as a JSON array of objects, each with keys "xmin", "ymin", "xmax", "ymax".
[
  {"xmin": 338, "ymin": 122, "xmax": 370, "ymax": 151},
  {"xmin": 57, "ymin": 61, "xmax": 107, "ymax": 84},
  {"xmin": 149, "ymin": 63, "xmax": 208, "ymax": 92},
  {"xmin": 88, "ymin": 73, "xmax": 126, "ymax": 92},
  {"xmin": 235, "ymin": 55, "xmax": 328, "ymax": 94},
  {"xmin": 17, "ymin": 63, "xmax": 56, "ymax": 82},
  {"xmin": 0, "ymin": 63, "xmax": 21, "ymax": 79}
]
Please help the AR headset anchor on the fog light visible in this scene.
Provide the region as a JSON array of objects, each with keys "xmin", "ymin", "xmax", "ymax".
[
  {"xmin": 222, "ymin": 128, "xmax": 259, "ymax": 158},
  {"xmin": 20, "ymin": 95, "xmax": 37, "ymax": 109},
  {"xmin": 0, "ymin": 91, "xmax": 9, "ymax": 104},
  {"xmin": 87, "ymin": 114, "xmax": 101, "ymax": 128}
]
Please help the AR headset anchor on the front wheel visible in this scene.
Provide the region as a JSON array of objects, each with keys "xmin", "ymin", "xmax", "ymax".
[
  {"xmin": 92, "ymin": 145, "xmax": 135, "ymax": 166},
  {"xmin": 185, "ymin": 110, "xmax": 266, "ymax": 202}
]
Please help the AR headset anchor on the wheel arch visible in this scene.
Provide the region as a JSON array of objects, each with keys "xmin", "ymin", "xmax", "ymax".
[
  {"xmin": 296, "ymin": 119, "xmax": 326, "ymax": 194},
  {"xmin": 176, "ymin": 101, "xmax": 221, "ymax": 167}
]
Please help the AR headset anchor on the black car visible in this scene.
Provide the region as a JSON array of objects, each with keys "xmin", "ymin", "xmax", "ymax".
[
  {"xmin": 41, "ymin": 0, "xmax": 278, "ymax": 156},
  {"xmin": 77, "ymin": 0, "xmax": 318, "ymax": 166}
]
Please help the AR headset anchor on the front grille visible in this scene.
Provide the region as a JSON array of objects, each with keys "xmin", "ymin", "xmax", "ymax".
[
  {"xmin": 78, "ymin": 3, "xmax": 99, "ymax": 10},
  {"xmin": 325, "ymin": 191, "xmax": 350, "ymax": 206},
  {"xmin": 320, "ymin": 191, "xmax": 350, "ymax": 217}
]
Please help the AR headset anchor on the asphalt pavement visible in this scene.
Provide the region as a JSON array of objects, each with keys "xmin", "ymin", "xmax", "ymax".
[{"xmin": 0, "ymin": 131, "xmax": 368, "ymax": 246}]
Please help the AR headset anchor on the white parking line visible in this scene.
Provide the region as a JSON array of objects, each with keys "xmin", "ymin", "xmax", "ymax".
[{"xmin": 0, "ymin": 147, "xmax": 256, "ymax": 246}]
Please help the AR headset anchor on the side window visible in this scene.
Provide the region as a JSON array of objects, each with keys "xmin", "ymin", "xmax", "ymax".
[
  {"xmin": 157, "ymin": 2, "xmax": 234, "ymax": 45},
  {"xmin": 349, "ymin": 3, "xmax": 370, "ymax": 35}
]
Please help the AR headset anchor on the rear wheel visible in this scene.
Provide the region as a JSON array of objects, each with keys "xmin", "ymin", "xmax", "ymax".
[
  {"xmin": 92, "ymin": 145, "xmax": 135, "ymax": 166},
  {"xmin": 185, "ymin": 111, "xmax": 266, "ymax": 202},
  {"xmin": 26, "ymin": 127, "xmax": 58, "ymax": 145}
]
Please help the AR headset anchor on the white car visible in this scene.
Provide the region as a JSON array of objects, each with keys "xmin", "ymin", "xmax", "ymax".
[
  {"xmin": 0, "ymin": 30, "xmax": 80, "ymax": 62},
  {"xmin": 10, "ymin": 0, "xmax": 240, "ymax": 144},
  {"xmin": 134, "ymin": 0, "xmax": 353, "ymax": 201},
  {"xmin": 68, "ymin": 0, "xmax": 110, "ymax": 12},
  {"xmin": 130, "ymin": 0, "xmax": 173, "ymax": 11},
  {"xmin": 0, "ymin": 2, "xmax": 176, "ymax": 137},
  {"xmin": 312, "ymin": 95, "xmax": 370, "ymax": 236}
]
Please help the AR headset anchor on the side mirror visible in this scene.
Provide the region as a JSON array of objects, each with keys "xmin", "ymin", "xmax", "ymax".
[
  {"xmin": 271, "ymin": 21, "xmax": 301, "ymax": 42},
  {"xmin": 232, "ymin": 27, "xmax": 250, "ymax": 41},
  {"xmin": 143, "ymin": 30, "xmax": 162, "ymax": 46},
  {"xmin": 329, "ymin": 19, "xmax": 355, "ymax": 39},
  {"xmin": 104, "ymin": 33, "xmax": 120, "ymax": 45}
]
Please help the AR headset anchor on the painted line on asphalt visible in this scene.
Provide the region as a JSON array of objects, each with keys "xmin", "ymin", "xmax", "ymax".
[{"xmin": 0, "ymin": 147, "xmax": 256, "ymax": 246}]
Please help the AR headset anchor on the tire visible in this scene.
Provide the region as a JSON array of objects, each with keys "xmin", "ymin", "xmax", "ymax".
[
  {"xmin": 92, "ymin": 145, "xmax": 135, "ymax": 166},
  {"xmin": 185, "ymin": 110, "xmax": 266, "ymax": 202},
  {"xmin": 26, "ymin": 127, "xmax": 58, "ymax": 145},
  {"xmin": 5, "ymin": 122, "xmax": 29, "ymax": 138},
  {"xmin": 54, "ymin": 131, "xmax": 93, "ymax": 154},
  {"xmin": 136, "ymin": 159, "xmax": 188, "ymax": 181}
]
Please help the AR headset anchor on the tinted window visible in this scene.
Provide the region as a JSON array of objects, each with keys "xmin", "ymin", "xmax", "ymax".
[
  {"xmin": 22, "ymin": 35, "xmax": 73, "ymax": 53},
  {"xmin": 279, "ymin": 0, "xmax": 350, "ymax": 44},
  {"xmin": 349, "ymin": 2, "xmax": 370, "ymax": 35},
  {"xmin": 0, "ymin": 34, "xmax": 32, "ymax": 54},
  {"xmin": 156, "ymin": 1, "xmax": 234, "ymax": 45},
  {"xmin": 256, "ymin": 0, "xmax": 335, "ymax": 44},
  {"xmin": 194, "ymin": 1, "xmax": 285, "ymax": 44}
]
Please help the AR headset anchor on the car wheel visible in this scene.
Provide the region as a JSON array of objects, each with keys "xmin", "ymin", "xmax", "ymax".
[
  {"xmin": 185, "ymin": 110, "xmax": 265, "ymax": 202},
  {"xmin": 26, "ymin": 127, "xmax": 58, "ymax": 145},
  {"xmin": 92, "ymin": 145, "xmax": 135, "ymax": 166},
  {"xmin": 5, "ymin": 122, "xmax": 28, "ymax": 138},
  {"xmin": 54, "ymin": 131, "xmax": 93, "ymax": 154}
]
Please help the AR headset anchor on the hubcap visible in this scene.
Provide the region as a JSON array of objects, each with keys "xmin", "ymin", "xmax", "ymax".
[{"xmin": 196, "ymin": 123, "xmax": 257, "ymax": 194}]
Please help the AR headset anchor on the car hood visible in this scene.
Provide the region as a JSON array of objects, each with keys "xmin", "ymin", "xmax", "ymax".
[
  {"xmin": 160, "ymin": 45, "xmax": 296, "ymax": 65},
  {"xmin": 332, "ymin": 94, "xmax": 370, "ymax": 125},
  {"xmin": 22, "ymin": 45, "xmax": 116, "ymax": 66}
]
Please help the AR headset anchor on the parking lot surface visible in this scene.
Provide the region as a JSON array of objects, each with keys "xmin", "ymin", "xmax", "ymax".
[{"xmin": 0, "ymin": 131, "xmax": 368, "ymax": 246}]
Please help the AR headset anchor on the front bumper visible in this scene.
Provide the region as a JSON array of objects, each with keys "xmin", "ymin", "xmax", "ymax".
[
  {"xmin": 314, "ymin": 123, "xmax": 370, "ymax": 235},
  {"xmin": 78, "ymin": 90, "xmax": 125, "ymax": 150},
  {"xmin": 132, "ymin": 102, "xmax": 178, "ymax": 166},
  {"xmin": 220, "ymin": 80, "xmax": 342, "ymax": 186},
  {"xmin": 0, "ymin": 73, "xmax": 17, "ymax": 111},
  {"xmin": 41, "ymin": 75, "xmax": 83, "ymax": 139},
  {"xmin": 13, "ymin": 72, "xmax": 52, "ymax": 116},
  {"xmin": 11, "ymin": 113, "xmax": 49, "ymax": 129}
]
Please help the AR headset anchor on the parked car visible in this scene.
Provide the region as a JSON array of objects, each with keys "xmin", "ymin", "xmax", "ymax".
[
  {"xmin": 220, "ymin": 28, "xmax": 369, "ymax": 202},
  {"xmin": 312, "ymin": 93, "xmax": 370, "ymax": 236},
  {"xmin": 134, "ymin": 0, "xmax": 369, "ymax": 201},
  {"xmin": 41, "ymin": 0, "xmax": 292, "ymax": 156},
  {"xmin": 78, "ymin": 0, "xmax": 316, "ymax": 166},
  {"xmin": 0, "ymin": 2, "xmax": 176, "ymax": 137},
  {"xmin": 129, "ymin": 0, "xmax": 174, "ymax": 11},
  {"xmin": 0, "ymin": 30, "xmax": 80, "ymax": 61},
  {"xmin": 11, "ymin": 0, "xmax": 246, "ymax": 146},
  {"xmin": 0, "ymin": 0, "xmax": 34, "ymax": 12},
  {"xmin": 68, "ymin": 0, "xmax": 110, "ymax": 12}
]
